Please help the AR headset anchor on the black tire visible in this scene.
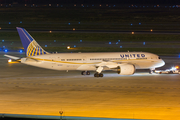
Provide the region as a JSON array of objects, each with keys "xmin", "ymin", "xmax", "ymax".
[
  {"xmin": 99, "ymin": 73, "xmax": 103, "ymax": 77},
  {"xmin": 81, "ymin": 71, "xmax": 86, "ymax": 75},
  {"xmin": 86, "ymin": 71, "xmax": 90, "ymax": 75},
  {"xmin": 94, "ymin": 73, "xmax": 99, "ymax": 77}
]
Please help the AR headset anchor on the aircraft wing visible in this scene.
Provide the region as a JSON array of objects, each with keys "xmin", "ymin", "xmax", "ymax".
[{"xmin": 96, "ymin": 61, "xmax": 119, "ymax": 69}]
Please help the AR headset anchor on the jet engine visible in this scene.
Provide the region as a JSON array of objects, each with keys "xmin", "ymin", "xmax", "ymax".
[{"xmin": 117, "ymin": 64, "xmax": 135, "ymax": 75}]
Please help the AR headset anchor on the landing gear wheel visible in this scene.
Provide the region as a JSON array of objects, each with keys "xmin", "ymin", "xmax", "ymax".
[
  {"xmin": 94, "ymin": 73, "xmax": 103, "ymax": 77},
  {"xmin": 99, "ymin": 73, "xmax": 103, "ymax": 77},
  {"xmin": 94, "ymin": 72, "xmax": 99, "ymax": 77},
  {"xmin": 86, "ymin": 71, "xmax": 90, "ymax": 75},
  {"xmin": 81, "ymin": 71, "xmax": 91, "ymax": 75},
  {"xmin": 81, "ymin": 71, "xmax": 86, "ymax": 75}
]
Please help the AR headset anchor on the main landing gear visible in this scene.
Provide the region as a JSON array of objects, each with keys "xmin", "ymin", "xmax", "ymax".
[
  {"xmin": 94, "ymin": 72, "xmax": 103, "ymax": 77},
  {"xmin": 81, "ymin": 71, "xmax": 90, "ymax": 75}
]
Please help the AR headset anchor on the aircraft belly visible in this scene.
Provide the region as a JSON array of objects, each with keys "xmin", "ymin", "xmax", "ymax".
[{"xmin": 22, "ymin": 61, "xmax": 88, "ymax": 71}]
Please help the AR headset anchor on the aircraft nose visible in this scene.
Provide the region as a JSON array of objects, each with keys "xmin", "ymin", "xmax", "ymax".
[{"xmin": 160, "ymin": 59, "xmax": 165, "ymax": 66}]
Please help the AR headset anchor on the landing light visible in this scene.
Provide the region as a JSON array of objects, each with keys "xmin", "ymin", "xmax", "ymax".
[
  {"xmin": 67, "ymin": 46, "xmax": 70, "ymax": 49},
  {"xmin": 171, "ymin": 66, "xmax": 179, "ymax": 70},
  {"xmin": 8, "ymin": 59, "xmax": 12, "ymax": 63}
]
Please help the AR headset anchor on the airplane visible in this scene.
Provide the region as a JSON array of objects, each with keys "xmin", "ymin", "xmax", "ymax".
[{"xmin": 4, "ymin": 27, "xmax": 165, "ymax": 77}]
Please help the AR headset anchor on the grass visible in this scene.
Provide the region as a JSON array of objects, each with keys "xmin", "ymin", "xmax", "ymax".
[
  {"xmin": 0, "ymin": 7, "xmax": 180, "ymax": 31},
  {"xmin": 0, "ymin": 7, "xmax": 180, "ymax": 55},
  {"xmin": 0, "ymin": 31, "xmax": 180, "ymax": 42}
]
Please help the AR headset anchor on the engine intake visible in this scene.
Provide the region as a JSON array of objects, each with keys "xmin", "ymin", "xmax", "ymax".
[{"xmin": 117, "ymin": 64, "xmax": 135, "ymax": 75}]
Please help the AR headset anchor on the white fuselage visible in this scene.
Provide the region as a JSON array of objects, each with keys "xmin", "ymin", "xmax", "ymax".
[{"xmin": 20, "ymin": 52, "xmax": 165, "ymax": 71}]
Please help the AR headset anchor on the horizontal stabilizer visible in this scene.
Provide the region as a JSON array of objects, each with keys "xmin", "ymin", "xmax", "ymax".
[{"xmin": 4, "ymin": 54, "xmax": 20, "ymax": 60}]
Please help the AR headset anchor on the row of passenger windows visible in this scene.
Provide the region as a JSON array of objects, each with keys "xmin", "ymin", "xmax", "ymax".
[
  {"xmin": 90, "ymin": 58, "xmax": 127, "ymax": 60},
  {"xmin": 66, "ymin": 59, "xmax": 82, "ymax": 61},
  {"xmin": 62, "ymin": 58, "xmax": 127, "ymax": 61}
]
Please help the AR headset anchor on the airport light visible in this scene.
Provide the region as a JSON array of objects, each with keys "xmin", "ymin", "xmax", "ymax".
[
  {"xmin": 68, "ymin": 23, "xmax": 70, "ymax": 25},
  {"xmin": 74, "ymin": 4, "xmax": 76, "ymax": 7},
  {"xmin": 99, "ymin": 4, "xmax": 101, "ymax": 7},
  {"xmin": 49, "ymin": 31, "xmax": 52, "ymax": 33},
  {"xmin": 78, "ymin": 22, "xmax": 80, "ymax": 24},
  {"xmin": 175, "ymin": 66, "xmax": 179, "ymax": 69},
  {"xmin": 9, "ymin": 22, "xmax": 11, "ymax": 24},
  {"xmin": 74, "ymin": 45, "xmax": 76, "ymax": 47},
  {"xmin": 4, "ymin": 49, "xmax": 7, "ymax": 52},
  {"xmin": 45, "ymin": 45, "xmax": 47, "ymax": 47},
  {"xmin": 0, "ymin": 27, "xmax": 1, "ymax": 29},
  {"xmin": 19, "ymin": 50, "xmax": 23, "ymax": 53},
  {"xmin": 132, "ymin": 32, "xmax": 134, "ymax": 34},
  {"xmin": 118, "ymin": 40, "xmax": 120, "ymax": 42},
  {"xmin": 80, "ymin": 40, "xmax": 82, "ymax": 42},
  {"xmin": 139, "ymin": 23, "xmax": 141, "ymax": 25},
  {"xmin": 73, "ymin": 28, "xmax": 75, "ymax": 31},
  {"xmin": 2, "ymin": 40, "xmax": 4, "ymax": 42},
  {"xmin": 54, "ymin": 40, "xmax": 56, "ymax": 42},
  {"xmin": 150, "ymin": 29, "xmax": 153, "ymax": 32},
  {"xmin": 143, "ymin": 42, "xmax": 146, "ymax": 45},
  {"xmin": 120, "ymin": 46, "xmax": 122, "ymax": 48},
  {"xmin": 8, "ymin": 59, "xmax": 12, "ymax": 63},
  {"xmin": 109, "ymin": 42, "xmax": 111, "ymax": 45},
  {"xmin": 67, "ymin": 46, "xmax": 70, "ymax": 49},
  {"xmin": 171, "ymin": 67, "xmax": 176, "ymax": 71},
  {"xmin": 131, "ymin": 24, "xmax": 133, "ymax": 25}
]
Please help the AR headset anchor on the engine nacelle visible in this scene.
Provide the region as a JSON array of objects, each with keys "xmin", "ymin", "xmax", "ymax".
[{"xmin": 117, "ymin": 64, "xmax": 135, "ymax": 75}]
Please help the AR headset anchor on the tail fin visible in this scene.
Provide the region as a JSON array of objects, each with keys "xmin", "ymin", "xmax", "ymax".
[{"xmin": 16, "ymin": 27, "xmax": 49, "ymax": 57}]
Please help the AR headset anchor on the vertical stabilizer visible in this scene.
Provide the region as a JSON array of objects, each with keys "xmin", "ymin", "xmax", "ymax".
[{"xmin": 16, "ymin": 27, "xmax": 49, "ymax": 56}]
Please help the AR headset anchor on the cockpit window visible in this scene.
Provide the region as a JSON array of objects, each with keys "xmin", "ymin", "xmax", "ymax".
[{"xmin": 158, "ymin": 57, "xmax": 161, "ymax": 59}]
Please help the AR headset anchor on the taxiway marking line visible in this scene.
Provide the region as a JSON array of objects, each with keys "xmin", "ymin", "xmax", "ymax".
[{"xmin": 0, "ymin": 82, "xmax": 180, "ymax": 90}]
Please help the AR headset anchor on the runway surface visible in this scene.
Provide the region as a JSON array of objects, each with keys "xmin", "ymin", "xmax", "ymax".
[{"xmin": 0, "ymin": 52, "xmax": 180, "ymax": 120}]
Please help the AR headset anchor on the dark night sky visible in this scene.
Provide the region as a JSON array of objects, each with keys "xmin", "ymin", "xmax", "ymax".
[{"xmin": 1, "ymin": 0, "xmax": 180, "ymax": 4}]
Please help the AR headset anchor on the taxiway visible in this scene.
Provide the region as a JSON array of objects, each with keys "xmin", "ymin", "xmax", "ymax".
[{"xmin": 0, "ymin": 52, "xmax": 180, "ymax": 120}]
